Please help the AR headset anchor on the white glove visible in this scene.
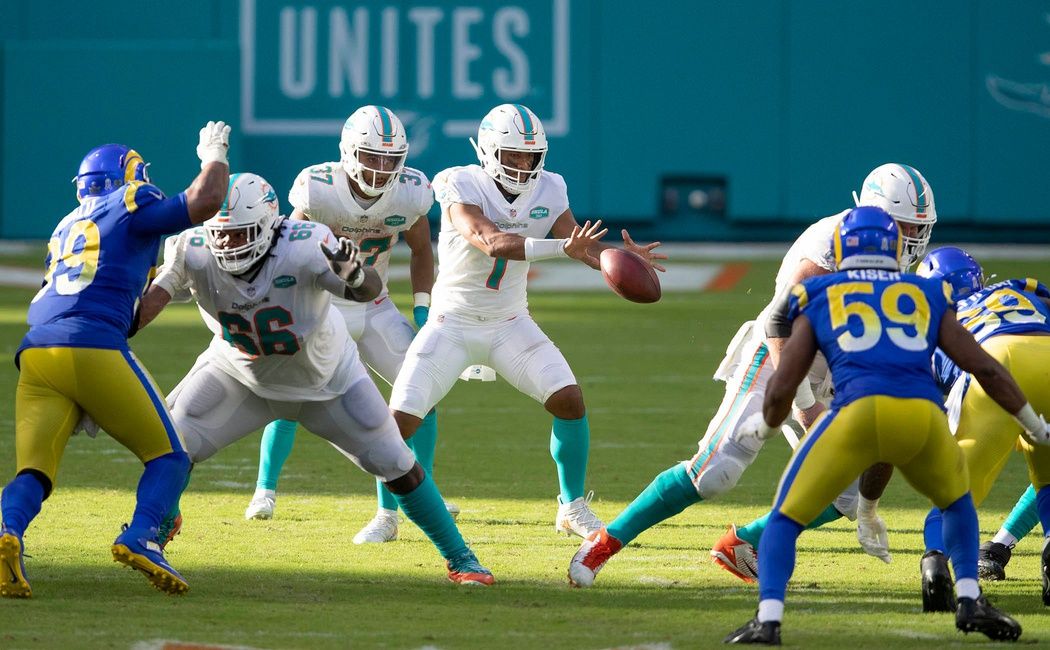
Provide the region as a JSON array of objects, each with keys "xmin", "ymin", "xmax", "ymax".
[
  {"xmin": 72, "ymin": 412, "xmax": 100, "ymax": 438},
  {"xmin": 856, "ymin": 496, "xmax": 891, "ymax": 563},
  {"xmin": 1014, "ymin": 403, "xmax": 1050, "ymax": 446},
  {"xmin": 739, "ymin": 412, "xmax": 780, "ymax": 443},
  {"xmin": 196, "ymin": 120, "xmax": 231, "ymax": 168}
]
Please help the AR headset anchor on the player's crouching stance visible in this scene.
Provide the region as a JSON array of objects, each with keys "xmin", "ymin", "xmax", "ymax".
[
  {"xmin": 723, "ymin": 208, "xmax": 1033, "ymax": 645},
  {"xmin": 388, "ymin": 104, "xmax": 666, "ymax": 540},
  {"xmin": 138, "ymin": 174, "xmax": 493, "ymax": 585},
  {"xmin": 0, "ymin": 121, "xmax": 231, "ymax": 597}
]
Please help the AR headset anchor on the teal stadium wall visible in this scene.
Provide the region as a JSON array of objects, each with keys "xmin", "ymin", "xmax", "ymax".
[{"xmin": 2, "ymin": 0, "xmax": 1049, "ymax": 240}]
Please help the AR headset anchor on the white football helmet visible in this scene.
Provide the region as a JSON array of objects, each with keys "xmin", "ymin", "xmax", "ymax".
[
  {"xmin": 471, "ymin": 104, "xmax": 547, "ymax": 195},
  {"xmin": 205, "ymin": 172, "xmax": 279, "ymax": 274},
  {"xmin": 339, "ymin": 105, "xmax": 408, "ymax": 197},
  {"xmin": 854, "ymin": 163, "xmax": 936, "ymax": 269}
]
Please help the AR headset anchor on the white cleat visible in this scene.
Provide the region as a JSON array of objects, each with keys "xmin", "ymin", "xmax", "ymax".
[
  {"xmin": 555, "ymin": 491, "xmax": 604, "ymax": 539},
  {"xmin": 445, "ymin": 501, "xmax": 461, "ymax": 521},
  {"xmin": 245, "ymin": 490, "xmax": 276, "ymax": 520},
  {"xmin": 353, "ymin": 509, "xmax": 399, "ymax": 544}
]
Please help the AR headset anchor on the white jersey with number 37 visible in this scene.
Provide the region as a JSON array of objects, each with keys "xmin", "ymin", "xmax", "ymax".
[
  {"xmin": 431, "ymin": 165, "xmax": 569, "ymax": 319},
  {"xmin": 153, "ymin": 219, "xmax": 358, "ymax": 401},
  {"xmin": 288, "ymin": 162, "xmax": 432, "ymax": 299}
]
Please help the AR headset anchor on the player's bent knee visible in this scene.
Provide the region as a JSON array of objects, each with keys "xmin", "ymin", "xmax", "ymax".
[
  {"xmin": 146, "ymin": 450, "xmax": 191, "ymax": 473},
  {"xmin": 694, "ymin": 454, "xmax": 748, "ymax": 500},
  {"xmin": 384, "ymin": 462, "xmax": 425, "ymax": 495},
  {"xmin": 16, "ymin": 469, "xmax": 54, "ymax": 500},
  {"xmin": 341, "ymin": 380, "xmax": 391, "ymax": 431},
  {"xmin": 544, "ymin": 385, "xmax": 585, "ymax": 420}
]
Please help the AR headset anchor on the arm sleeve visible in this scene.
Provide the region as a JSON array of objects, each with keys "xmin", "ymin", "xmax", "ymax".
[
  {"xmin": 765, "ymin": 283, "xmax": 806, "ymax": 339},
  {"xmin": 433, "ymin": 169, "xmax": 483, "ymax": 208},
  {"xmin": 124, "ymin": 183, "xmax": 192, "ymax": 237},
  {"xmin": 152, "ymin": 233, "xmax": 193, "ymax": 301}
]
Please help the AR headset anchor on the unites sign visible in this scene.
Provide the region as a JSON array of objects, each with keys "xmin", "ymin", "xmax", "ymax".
[{"xmin": 240, "ymin": 0, "xmax": 571, "ymax": 151}]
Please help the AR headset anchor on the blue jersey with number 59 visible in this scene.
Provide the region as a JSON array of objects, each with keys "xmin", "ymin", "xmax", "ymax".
[
  {"xmin": 788, "ymin": 269, "xmax": 951, "ymax": 409},
  {"xmin": 20, "ymin": 182, "xmax": 190, "ymax": 357}
]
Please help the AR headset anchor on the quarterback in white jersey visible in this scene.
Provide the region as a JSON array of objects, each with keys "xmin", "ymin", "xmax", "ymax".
[
  {"xmin": 138, "ymin": 173, "xmax": 494, "ymax": 586},
  {"xmin": 568, "ymin": 164, "xmax": 937, "ymax": 588},
  {"xmin": 389, "ymin": 103, "xmax": 667, "ymax": 542},
  {"xmin": 243, "ymin": 106, "xmax": 449, "ymax": 547}
]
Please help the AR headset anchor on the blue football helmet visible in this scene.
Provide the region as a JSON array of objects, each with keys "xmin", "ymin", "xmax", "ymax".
[
  {"xmin": 74, "ymin": 144, "xmax": 150, "ymax": 201},
  {"xmin": 833, "ymin": 206, "xmax": 902, "ymax": 271},
  {"xmin": 917, "ymin": 246, "xmax": 984, "ymax": 302}
]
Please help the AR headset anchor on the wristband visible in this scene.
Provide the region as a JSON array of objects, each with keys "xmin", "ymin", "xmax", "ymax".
[
  {"xmin": 414, "ymin": 292, "xmax": 431, "ymax": 308},
  {"xmin": 857, "ymin": 496, "xmax": 879, "ymax": 518},
  {"xmin": 524, "ymin": 237, "xmax": 569, "ymax": 262},
  {"xmin": 348, "ymin": 268, "xmax": 366, "ymax": 289},
  {"xmin": 1014, "ymin": 402, "xmax": 1042, "ymax": 433}
]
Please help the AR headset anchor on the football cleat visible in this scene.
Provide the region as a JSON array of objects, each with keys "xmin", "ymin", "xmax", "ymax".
[
  {"xmin": 724, "ymin": 616, "xmax": 782, "ymax": 645},
  {"xmin": 568, "ymin": 527, "xmax": 623, "ymax": 588},
  {"xmin": 0, "ymin": 526, "xmax": 31, "ymax": 598},
  {"xmin": 445, "ymin": 501, "xmax": 461, "ymax": 521},
  {"xmin": 977, "ymin": 540, "xmax": 1013, "ymax": 581},
  {"xmin": 555, "ymin": 491, "xmax": 604, "ymax": 538},
  {"xmin": 158, "ymin": 512, "xmax": 182, "ymax": 550},
  {"xmin": 245, "ymin": 490, "xmax": 276, "ymax": 520},
  {"xmin": 352, "ymin": 510, "xmax": 399, "ymax": 545},
  {"xmin": 446, "ymin": 548, "xmax": 494, "ymax": 586},
  {"xmin": 956, "ymin": 595, "xmax": 1022, "ymax": 641},
  {"xmin": 711, "ymin": 525, "xmax": 758, "ymax": 584},
  {"xmin": 920, "ymin": 550, "xmax": 956, "ymax": 613},
  {"xmin": 112, "ymin": 526, "xmax": 188, "ymax": 595},
  {"xmin": 1042, "ymin": 537, "xmax": 1050, "ymax": 606}
]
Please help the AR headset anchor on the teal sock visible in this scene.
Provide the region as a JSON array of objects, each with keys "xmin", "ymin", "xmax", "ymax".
[
  {"xmin": 606, "ymin": 464, "xmax": 701, "ymax": 545},
  {"xmin": 737, "ymin": 502, "xmax": 844, "ymax": 547},
  {"xmin": 550, "ymin": 414, "xmax": 589, "ymax": 502},
  {"xmin": 377, "ymin": 409, "xmax": 439, "ymax": 511},
  {"xmin": 1003, "ymin": 484, "xmax": 1039, "ymax": 542},
  {"xmin": 393, "ymin": 474, "xmax": 466, "ymax": 559},
  {"xmin": 257, "ymin": 419, "xmax": 298, "ymax": 490}
]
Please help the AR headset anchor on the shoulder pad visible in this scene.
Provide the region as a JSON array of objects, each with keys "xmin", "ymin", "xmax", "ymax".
[{"xmin": 123, "ymin": 182, "xmax": 166, "ymax": 213}]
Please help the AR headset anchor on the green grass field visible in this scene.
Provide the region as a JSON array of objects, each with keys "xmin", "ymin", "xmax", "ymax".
[{"xmin": 1, "ymin": 251, "xmax": 1048, "ymax": 649}]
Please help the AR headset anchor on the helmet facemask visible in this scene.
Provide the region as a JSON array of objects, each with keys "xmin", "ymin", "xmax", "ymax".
[
  {"xmin": 205, "ymin": 173, "xmax": 280, "ymax": 274},
  {"xmin": 854, "ymin": 163, "xmax": 936, "ymax": 270},
  {"xmin": 340, "ymin": 143, "xmax": 407, "ymax": 197}
]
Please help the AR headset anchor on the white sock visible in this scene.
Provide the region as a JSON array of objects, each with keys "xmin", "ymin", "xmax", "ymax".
[
  {"xmin": 377, "ymin": 507, "xmax": 398, "ymax": 517},
  {"xmin": 956, "ymin": 578, "xmax": 980, "ymax": 600},
  {"xmin": 992, "ymin": 529, "xmax": 1018, "ymax": 547},
  {"xmin": 757, "ymin": 599, "xmax": 784, "ymax": 623},
  {"xmin": 254, "ymin": 488, "xmax": 276, "ymax": 499}
]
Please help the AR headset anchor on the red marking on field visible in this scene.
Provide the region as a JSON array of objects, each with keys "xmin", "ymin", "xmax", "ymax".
[{"xmin": 705, "ymin": 263, "xmax": 750, "ymax": 291}]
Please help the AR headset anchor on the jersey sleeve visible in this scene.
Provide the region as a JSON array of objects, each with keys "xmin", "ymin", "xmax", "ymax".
[
  {"xmin": 413, "ymin": 170, "xmax": 435, "ymax": 218},
  {"xmin": 545, "ymin": 171, "xmax": 571, "ymax": 215},
  {"xmin": 433, "ymin": 168, "xmax": 483, "ymax": 208},
  {"xmin": 288, "ymin": 168, "xmax": 313, "ymax": 215},
  {"xmin": 931, "ymin": 348, "xmax": 962, "ymax": 395},
  {"xmin": 1013, "ymin": 277, "xmax": 1050, "ymax": 298},
  {"xmin": 152, "ymin": 232, "xmax": 194, "ymax": 301},
  {"xmin": 125, "ymin": 182, "xmax": 192, "ymax": 237}
]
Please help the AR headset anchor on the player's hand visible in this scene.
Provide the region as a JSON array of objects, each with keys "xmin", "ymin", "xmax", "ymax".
[
  {"xmin": 564, "ymin": 219, "xmax": 608, "ymax": 267},
  {"xmin": 321, "ymin": 237, "xmax": 365, "ymax": 287},
  {"xmin": 856, "ymin": 496, "xmax": 892, "ymax": 564},
  {"xmin": 739, "ymin": 412, "xmax": 780, "ymax": 443},
  {"xmin": 413, "ymin": 305, "xmax": 429, "ymax": 329},
  {"xmin": 622, "ymin": 229, "xmax": 668, "ymax": 272},
  {"xmin": 197, "ymin": 120, "xmax": 231, "ymax": 168}
]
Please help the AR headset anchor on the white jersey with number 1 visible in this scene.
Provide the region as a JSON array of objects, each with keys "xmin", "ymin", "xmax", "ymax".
[
  {"xmin": 431, "ymin": 165, "xmax": 569, "ymax": 319},
  {"xmin": 153, "ymin": 219, "xmax": 358, "ymax": 402}
]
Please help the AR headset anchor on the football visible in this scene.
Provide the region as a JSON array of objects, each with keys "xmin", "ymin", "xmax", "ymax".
[{"xmin": 599, "ymin": 248, "xmax": 661, "ymax": 303}]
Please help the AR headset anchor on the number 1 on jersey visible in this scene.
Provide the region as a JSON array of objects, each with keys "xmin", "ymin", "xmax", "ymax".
[{"xmin": 486, "ymin": 258, "xmax": 508, "ymax": 290}]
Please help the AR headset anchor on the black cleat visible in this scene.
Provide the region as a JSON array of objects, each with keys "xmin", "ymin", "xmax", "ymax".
[
  {"xmin": 921, "ymin": 550, "xmax": 957, "ymax": 613},
  {"xmin": 956, "ymin": 595, "xmax": 1022, "ymax": 641},
  {"xmin": 724, "ymin": 617, "xmax": 781, "ymax": 645},
  {"xmin": 978, "ymin": 541, "xmax": 1013, "ymax": 581},
  {"xmin": 1042, "ymin": 537, "xmax": 1050, "ymax": 606}
]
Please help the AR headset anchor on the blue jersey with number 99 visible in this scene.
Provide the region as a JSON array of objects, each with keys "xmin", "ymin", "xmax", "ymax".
[
  {"xmin": 788, "ymin": 269, "xmax": 951, "ymax": 409},
  {"xmin": 19, "ymin": 181, "xmax": 190, "ymax": 358}
]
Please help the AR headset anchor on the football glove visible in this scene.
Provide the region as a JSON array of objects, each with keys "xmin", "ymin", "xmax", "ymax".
[
  {"xmin": 739, "ymin": 412, "xmax": 780, "ymax": 442},
  {"xmin": 321, "ymin": 237, "xmax": 365, "ymax": 287},
  {"xmin": 856, "ymin": 496, "xmax": 891, "ymax": 564},
  {"xmin": 197, "ymin": 120, "xmax": 231, "ymax": 168}
]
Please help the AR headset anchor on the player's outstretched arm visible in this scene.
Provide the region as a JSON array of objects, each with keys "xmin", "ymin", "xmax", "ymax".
[
  {"xmin": 321, "ymin": 237, "xmax": 382, "ymax": 302},
  {"xmin": 449, "ymin": 203, "xmax": 530, "ymax": 260},
  {"xmin": 185, "ymin": 121, "xmax": 232, "ymax": 224},
  {"xmin": 939, "ymin": 312, "xmax": 1050, "ymax": 444},
  {"xmin": 135, "ymin": 285, "xmax": 173, "ymax": 331}
]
